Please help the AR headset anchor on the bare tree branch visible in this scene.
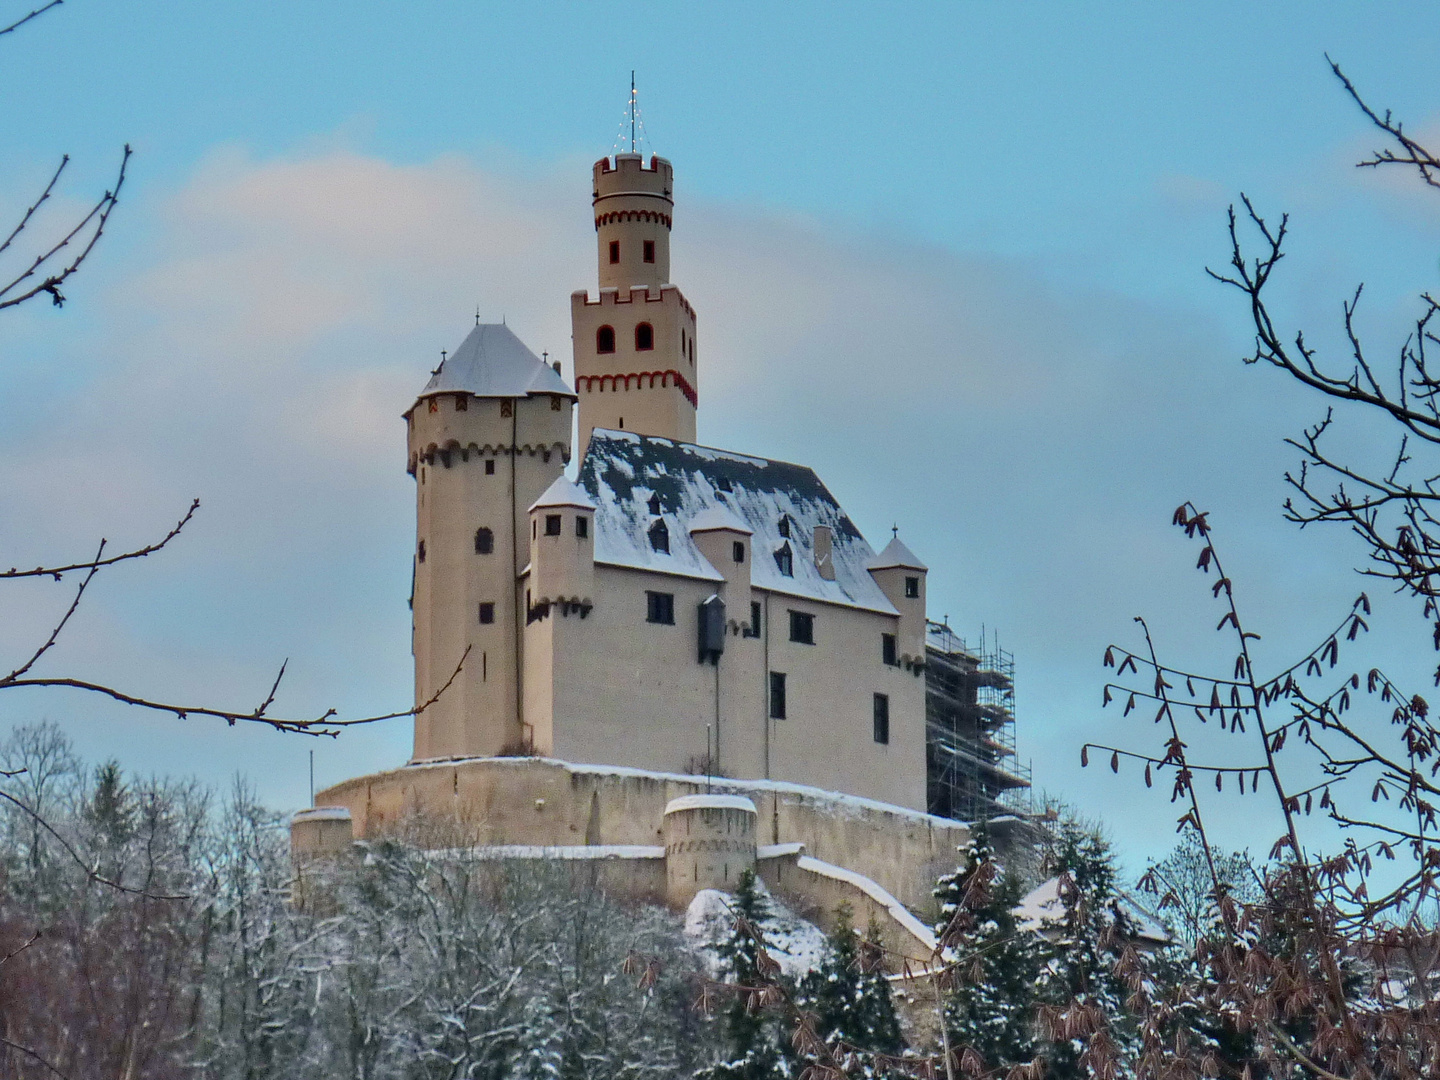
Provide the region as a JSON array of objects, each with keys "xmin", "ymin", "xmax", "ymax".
[{"xmin": 0, "ymin": 0, "xmax": 61, "ymax": 38}]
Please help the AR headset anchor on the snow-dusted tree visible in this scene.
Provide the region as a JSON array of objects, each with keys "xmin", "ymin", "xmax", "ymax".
[
  {"xmin": 1032, "ymin": 817, "xmax": 1139, "ymax": 1080},
  {"xmin": 697, "ymin": 868, "xmax": 794, "ymax": 1080},
  {"xmin": 794, "ymin": 904, "xmax": 903, "ymax": 1073},
  {"xmin": 931, "ymin": 821, "xmax": 1045, "ymax": 1070}
]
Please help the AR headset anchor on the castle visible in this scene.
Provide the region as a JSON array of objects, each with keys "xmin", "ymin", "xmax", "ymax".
[{"xmin": 293, "ymin": 143, "xmax": 1031, "ymax": 958}]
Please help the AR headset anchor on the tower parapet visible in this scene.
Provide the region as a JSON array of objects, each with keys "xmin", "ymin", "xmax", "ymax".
[
  {"xmin": 575, "ymin": 154, "xmax": 697, "ymax": 460},
  {"xmin": 662, "ymin": 794, "xmax": 758, "ymax": 906}
]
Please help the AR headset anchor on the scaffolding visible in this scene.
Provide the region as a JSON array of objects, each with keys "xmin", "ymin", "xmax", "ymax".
[{"xmin": 925, "ymin": 620, "xmax": 1032, "ymax": 823}]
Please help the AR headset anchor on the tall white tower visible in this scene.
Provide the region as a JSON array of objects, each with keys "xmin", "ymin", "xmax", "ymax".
[
  {"xmin": 406, "ymin": 323, "xmax": 575, "ymax": 760},
  {"xmin": 571, "ymin": 151, "xmax": 699, "ymax": 461}
]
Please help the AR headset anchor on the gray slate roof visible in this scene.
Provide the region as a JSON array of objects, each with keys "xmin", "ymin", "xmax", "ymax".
[
  {"xmin": 577, "ymin": 429, "xmax": 900, "ymax": 615},
  {"xmin": 867, "ymin": 535, "xmax": 927, "ymax": 572},
  {"xmin": 414, "ymin": 323, "xmax": 573, "ymax": 404}
]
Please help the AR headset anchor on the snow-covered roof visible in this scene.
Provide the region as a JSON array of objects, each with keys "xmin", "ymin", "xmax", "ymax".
[
  {"xmin": 1015, "ymin": 877, "xmax": 1171, "ymax": 945},
  {"xmin": 866, "ymin": 535, "xmax": 928, "ymax": 573},
  {"xmin": 664, "ymin": 794, "xmax": 757, "ymax": 815},
  {"xmin": 529, "ymin": 475, "xmax": 596, "ymax": 513},
  {"xmin": 687, "ymin": 504, "xmax": 752, "ymax": 536},
  {"xmin": 413, "ymin": 322, "xmax": 573, "ymax": 404},
  {"xmin": 578, "ymin": 430, "xmax": 900, "ymax": 615}
]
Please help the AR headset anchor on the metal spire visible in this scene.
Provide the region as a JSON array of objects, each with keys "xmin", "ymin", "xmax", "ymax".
[
  {"xmin": 613, "ymin": 73, "xmax": 652, "ymax": 158},
  {"xmin": 630, "ymin": 71, "xmax": 636, "ymax": 152}
]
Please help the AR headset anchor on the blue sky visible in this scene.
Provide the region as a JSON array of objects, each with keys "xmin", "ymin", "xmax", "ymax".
[{"xmin": 2, "ymin": 1, "xmax": 1438, "ymax": 870}]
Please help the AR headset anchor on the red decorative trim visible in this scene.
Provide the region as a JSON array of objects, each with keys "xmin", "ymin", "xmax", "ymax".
[{"xmin": 576, "ymin": 370, "xmax": 697, "ymax": 408}]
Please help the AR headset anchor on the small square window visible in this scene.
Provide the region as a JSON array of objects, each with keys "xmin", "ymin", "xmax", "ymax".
[
  {"xmin": 873, "ymin": 693, "xmax": 890, "ymax": 745},
  {"xmin": 904, "ymin": 576, "xmax": 920, "ymax": 599},
  {"xmin": 789, "ymin": 610, "xmax": 814, "ymax": 645},
  {"xmin": 732, "ymin": 540, "xmax": 745, "ymax": 564},
  {"xmin": 479, "ymin": 602, "xmax": 495, "ymax": 625},
  {"xmin": 646, "ymin": 591, "xmax": 675, "ymax": 625},
  {"xmin": 485, "ymin": 459, "xmax": 496, "ymax": 475},
  {"xmin": 455, "ymin": 395, "xmax": 468, "ymax": 411},
  {"xmin": 882, "ymin": 633, "xmax": 898, "ymax": 666},
  {"xmin": 643, "ymin": 239, "xmax": 655, "ymax": 263},
  {"xmin": 545, "ymin": 514, "xmax": 562, "ymax": 536},
  {"xmin": 576, "ymin": 516, "xmax": 589, "ymax": 539},
  {"xmin": 769, "ymin": 672, "xmax": 787, "ymax": 719},
  {"xmin": 609, "ymin": 240, "xmax": 620, "ymax": 264}
]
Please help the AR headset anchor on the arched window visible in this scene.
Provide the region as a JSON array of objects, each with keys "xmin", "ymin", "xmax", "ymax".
[
  {"xmin": 648, "ymin": 518, "xmax": 670, "ymax": 554},
  {"xmin": 596, "ymin": 325, "xmax": 616, "ymax": 354},
  {"xmin": 474, "ymin": 527, "xmax": 493, "ymax": 554},
  {"xmin": 635, "ymin": 322, "xmax": 654, "ymax": 351}
]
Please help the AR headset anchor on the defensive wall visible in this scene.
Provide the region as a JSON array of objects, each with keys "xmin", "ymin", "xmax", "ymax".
[{"xmin": 304, "ymin": 755, "xmax": 966, "ymax": 957}]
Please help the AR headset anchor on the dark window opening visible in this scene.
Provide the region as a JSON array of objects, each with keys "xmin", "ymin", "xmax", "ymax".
[
  {"xmin": 635, "ymin": 322, "xmax": 654, "ymax": 351},
  {"xmin": 769, "ymin": 672, "xmax": 787, "ymax": 719},
  {"xmin": 532, "ymin": 521, "xmax": 537, "ymax": 539},
  {"xmin": 789, "ymin": 610, "xmax": 814, "ymax": 645},
  {"xmin": 647, "ymin": 493, "xmax": 662, "ymax": 515},
  {"xmin": 649, "ymin": 518, "xmax": 670, "ymax": 554},
  {"xmin": 750, "ymin": 601, "xmax": 762, "ymax": 638},
  {"xmin": 643, "ymin": 239, "xmax": 655, "ymax": 263},
  {"xmin": 873, "ymin": 693, "xmax": 890, "ymax": 745},
  {"xmin": 732, "ymin": 540, "xmax": 745, "ymax": 564},
  {"xmin": 609, "ymin": 240, "xmax": 620, "ymax": 264},
  {"xmin": 904, "ymin": 575, "xmax": 920, "ymax": 599},
  {"xmin": 774, "ymin": 542, "xmax": 793, "ymax": 577},
  {"xmin": 619, "ymin": 417, "xmax": 624, "ymax": 428},
  {"xmin": 479, "ymin": 602, "xmax": 495, "ymax": 625},
  {"xmin": 716, "ymin": 476, "xmax": 732, "ymax": 492},
  {"xmin": 576, "ymin": 516, "xmax": 589, "ymax": 539},
  {"xmin": 646, "ymin": 591, "xmax": 675, "ymax": 625},
  {"xmin": 428, "ymin": 399, "xmax": 438, "ymax": 413},
  {"xmin": 475, "ymin": 527, "xmax": 493, "ymax": 554},
  {"xmin": 485, "ymin": 459, "xmax": 496, "ymax": 475},
  {"xmin": 545, "ymin": 514, "xmax": 562, "ymax": 536},
  {"xmin": 596, "ymin": 325, "xmax": 616, "ymax": 354},
  {"xmin": 551, "ymin": 395, "xmax": 562, "ymax": 411},
  {"xmin": 777, "ymin": 514, "xmax": 791, "ymax": 538},
  {"xmin": 417, "ymin": 540, "xmax": 426, "ymax": 563},
  {"xmin": 455, "ymin": 395, "xmax": 468, "ymax": 411},
  {"xmin": 882, "ymin": 633, "xmax": 898, "ymax": 666},
  {"xmin": 500, "ymin": 399, "xmax": 513, "ymax": 418}
]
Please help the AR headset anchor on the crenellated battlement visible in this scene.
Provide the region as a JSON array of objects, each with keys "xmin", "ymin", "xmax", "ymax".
[
  {"xmin": 592, "ymin": 153, "xmax": 673, "ymax": 202},
  {"xmin": 571, "ymin": 284, "xmax": 695, "ymax": 321}
]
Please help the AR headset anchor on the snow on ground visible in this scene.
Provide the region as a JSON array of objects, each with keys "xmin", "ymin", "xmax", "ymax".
[{"xmin": 685, "ymin": 880, "xmax": 831, "ymax": 979}]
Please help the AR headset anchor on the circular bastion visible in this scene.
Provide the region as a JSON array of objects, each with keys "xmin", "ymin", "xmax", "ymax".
[{"xmin": 662, "ymin": 793, "xmax": 757, "ymax": 906}]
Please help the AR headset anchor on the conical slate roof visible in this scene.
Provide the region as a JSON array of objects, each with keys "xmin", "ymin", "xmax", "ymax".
[
  {"xmin": 529, "ymin": 475, "xmax": 596, "ymax": 513},
  {"xmin": 414, "ymin": 323, "xmax": 573, "ymax": 403},
  {"xmin": 866, "ymin": 535, "xmax": 927, "ymax": 572}
]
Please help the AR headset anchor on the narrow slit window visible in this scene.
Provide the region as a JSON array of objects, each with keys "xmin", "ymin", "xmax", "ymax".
[
  {"xmin": 732, "ymin": 540, "xmax": 745, "ymax": 564},
  {"xmin": 769, "ymin": 672, "xmax": 787, "ymax": 719},
  {"xmin": 749, "ymin": 600, "xmax": 762, "ymax": 638},
  {"xmin": 417, "ymin": 540, "xmax": 426, "ymax": 563},
  {"xmin": 873, "ymin": 693, "xmax": 890, "ymax": 745},
  {"xmin": 643, "ymin": 239, "xmax": 655, "ymax": 263},
  {"xmin": 882, "ymin": 633, "xmax": 898, "ymax": 666},
  {"xmin": 576, "ymin": 516, "xmax": 589, "ymax": 539},
  {"xmin": 609, "ymin": 240, "xmax": 620, "ymax": 264}
]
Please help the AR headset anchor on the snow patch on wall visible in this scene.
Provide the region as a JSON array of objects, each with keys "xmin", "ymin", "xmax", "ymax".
[{"xmin": 685, "ymin": 881, "xmax": 831, "ymax": 979}]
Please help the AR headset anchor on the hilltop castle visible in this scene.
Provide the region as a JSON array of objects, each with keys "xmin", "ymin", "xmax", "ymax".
[{"xmin": 294, "ymin": 146, "xmax": 1030, "ymax": 955}]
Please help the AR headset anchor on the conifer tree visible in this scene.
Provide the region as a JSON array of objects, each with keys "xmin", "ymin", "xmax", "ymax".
[
  {"xmin": 931, "ymin": 821, "xmax": 1044, "ymax": 1071},
  {"xmin": 697, "ymin": 869, "xmax": 793, "ymax": 1080},
  {"xmin": 1032, "ymin": 817, "xmax": 1138, "ymax": 1080},
  {"xmin": 795, "ymin": 904, "xmax": 903, "ymax": 1072}
]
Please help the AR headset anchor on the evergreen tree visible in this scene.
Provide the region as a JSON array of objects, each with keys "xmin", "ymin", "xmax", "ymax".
[
  {"xmin": 1032, "ymin": 817, "xmax": 1138, "ymax": 1080},
  {"xmin": 931, "ymin": 821, "xmax": 1044, "ymax": 1072},
  {"xmin": 696, "ymin": 869, "xmax": 793, "ymax": 1080},
  {"xmin": 795, "ymin": 905, "xmax": 904, "ymax": 1074}
]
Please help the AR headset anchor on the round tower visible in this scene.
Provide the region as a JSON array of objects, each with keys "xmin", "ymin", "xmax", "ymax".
[
  {"xmin": 662, "ymin": 794, "xmax": 758, "ymax": 906},
  {"xmin": 407, "ymin": 323, "xmax": 575, "ymax": 761},
  {"xmin": 594, "ymin": 153, "xmax": 673, "ymax": 291}
]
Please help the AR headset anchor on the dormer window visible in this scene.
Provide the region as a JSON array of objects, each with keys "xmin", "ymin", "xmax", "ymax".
[
  {"xmin": 647, "ymin": 493, "xmax": 662, "ymax": 515},
  {"xmin": 597, "ymin": 325, "xmax": 616, "ymax": 354},
  {"xmin": 774, "ymin": 542, "xmax": 793, "ymax": 577},
  {"xmin": 716, "ymin": 476, "xmax": 732, "ymax": 493},
  {"xmin": 649, "ymin": 518, "xmax": 670, "ymax": 554},
  {"xmin": 777, "ymin": 514, "xmax": 791, "ymax": 539},
  {"xmin": 635, "ymin": 322, "xmax": 654, "ymax": 351}
]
